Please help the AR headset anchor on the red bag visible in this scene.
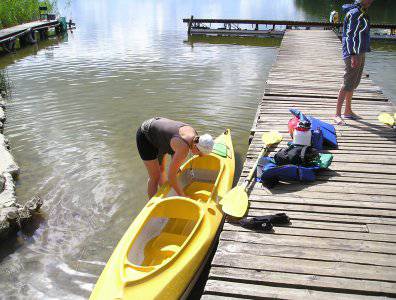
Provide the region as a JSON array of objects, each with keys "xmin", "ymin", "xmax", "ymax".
[{"xmin": 288, "ymin": 116, "xmax": 299, "ymax": 137}]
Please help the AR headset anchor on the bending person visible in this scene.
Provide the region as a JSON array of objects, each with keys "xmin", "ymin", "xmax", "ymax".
[{"xmin": 136, "ymin": 117, "xmax": 214, "ymax": 198}]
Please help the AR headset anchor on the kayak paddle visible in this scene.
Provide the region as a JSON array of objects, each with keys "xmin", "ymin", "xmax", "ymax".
[
  {"xmin": 220, "ymin": 131, "xmax": 283, "ymax": 218},
  {"xmin": 378, "ymin": 113, "xmax": 395, "ymax": 128}
]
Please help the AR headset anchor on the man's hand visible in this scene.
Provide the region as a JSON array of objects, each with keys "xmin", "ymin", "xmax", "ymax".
[{"xmin": 351, "ymin": 55, "xmax": 360, "ymax": 69}]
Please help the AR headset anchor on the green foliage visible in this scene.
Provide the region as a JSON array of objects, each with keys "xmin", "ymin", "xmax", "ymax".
[{"xmin": 0, "ymin": 0, "xmax": 57, "ymax": 29}]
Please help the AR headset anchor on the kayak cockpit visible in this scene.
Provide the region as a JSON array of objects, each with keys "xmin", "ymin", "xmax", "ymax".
[
  {"xmin": 123, "ymin": 154, "xmax": 225, "ymax": 282},
  {"xmin": 124, "ymin": 198, "xmax": 204, "ymax": 281},
  {"xmin": 178, "ymin": 154, "xmax": 224, "ymax": 202}
]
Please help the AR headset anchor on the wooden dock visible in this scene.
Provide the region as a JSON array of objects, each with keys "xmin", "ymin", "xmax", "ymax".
[
  {"xmin": 0, "ymin": 19, "xmax": 69, "ymax": 53},
  {"xmin": 202, "ymin": 30, "xmax": 396, "ymax": 299},
  {"xmin": 184, "ymin": 17, "xmax": 396, "ymax": 40}
]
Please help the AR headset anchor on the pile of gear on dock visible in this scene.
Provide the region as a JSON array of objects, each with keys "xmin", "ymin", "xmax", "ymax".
[{"xmin": 257, "ymin": 108, "xmax": 336, "ymax": 187}]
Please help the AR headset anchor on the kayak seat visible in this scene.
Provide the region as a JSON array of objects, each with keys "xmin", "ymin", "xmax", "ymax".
[
  {"xmin": 183, "ymin": 182, "xmax": 214, "ymax": 202},
  {"xmin": 160, "ymin": 244, "xmax": 180, "ymax": 255},
  {"xmin": 143, "ymin": 232, "xmax": 186, "ymax": 266}
]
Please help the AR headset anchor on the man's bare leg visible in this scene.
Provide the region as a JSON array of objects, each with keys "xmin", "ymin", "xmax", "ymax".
[{"xmin": 344, "ymin": 90, "xmax": 354, "ymax": 116}]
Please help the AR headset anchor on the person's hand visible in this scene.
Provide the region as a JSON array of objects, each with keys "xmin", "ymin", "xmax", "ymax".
[{"xmin": 351, "ymin": 55, "xmax": 360, "ymax": 69}]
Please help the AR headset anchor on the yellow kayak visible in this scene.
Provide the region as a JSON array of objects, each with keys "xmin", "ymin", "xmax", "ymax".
[{"xmin": 90, "ymin": 129, "xmax": 235, "ymax": 300}]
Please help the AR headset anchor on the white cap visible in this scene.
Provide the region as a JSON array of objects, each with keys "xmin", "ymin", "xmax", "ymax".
[{"xmin": 196, "ymin": 134, "xmax": 214, "ymax": 155}]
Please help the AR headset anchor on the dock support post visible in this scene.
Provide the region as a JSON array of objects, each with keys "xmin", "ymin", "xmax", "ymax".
[
  {"xmin": 187, "ymin": 15, "xmax": 193, "ymax": 36},
  {"xmin": 0, "ymin": 39, "xmax": 16, "ymax": 53},
  {"xmin": 39, "ymin": 28, "xmax": 48, "ymax": 40},
  {"xmin": 20, "ymin": 29, "xmax": 37, "ymax": 47}
]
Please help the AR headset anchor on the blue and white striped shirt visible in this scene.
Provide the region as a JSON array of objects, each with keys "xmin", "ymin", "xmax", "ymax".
[{"xmin": 342, "ymin": 4, "xmax": 371, "ymax": 59}]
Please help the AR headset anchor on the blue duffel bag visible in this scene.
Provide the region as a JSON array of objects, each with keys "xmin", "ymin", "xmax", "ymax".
[{"xmin": 256, "ymin": 157, "xmax": 319, "ymax": 185}]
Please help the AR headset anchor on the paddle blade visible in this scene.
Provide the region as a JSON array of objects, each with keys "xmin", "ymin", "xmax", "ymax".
[
  {"xmin": 262, "ymin": 131, "xmax": 283, "ymax": 146},
  {"xmin": 220, "ymin": 186, "xmax": 249, "ymax": 218},
  {"xmin": 378, "ymin": 113, "xmax": 395, "ymax": 126}
]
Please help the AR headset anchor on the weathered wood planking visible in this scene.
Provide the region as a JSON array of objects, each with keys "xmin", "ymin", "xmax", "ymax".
[
  {"xmin": 203, "ymin": 29, "xmax": 396, "ymax": 299},
  {"xmin": 0, "ymin": 19, "xmax": 59, "ymax": 41}
]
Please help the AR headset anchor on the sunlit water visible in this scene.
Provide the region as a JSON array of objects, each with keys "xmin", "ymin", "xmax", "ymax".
[{"xmin": 0, "ymin": 1, "xmax": 395, "ymax": 299}]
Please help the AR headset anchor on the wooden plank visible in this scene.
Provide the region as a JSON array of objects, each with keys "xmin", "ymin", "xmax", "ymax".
[
  {"xmin": 367, "ymin": 224, "xmax": 396, "ymax": 235},
  {"xmin": 220, "ymin": 231, "xmax": 396, "ymax": 255},
  {"xmin": 248, "ymin": 194, "xmax": 396, "ymax": 211},
  {"xmin": 218, "ymin": 239, "xmax": 396, "ymax": 267},
  {"xmin": 248, "ymin": 189, "xmax": 396, "ymax": 204},
  {"xmin": 226, "ymin": 219, "xmax": 368, "ymax": 232},
  {"xmin": 213, "ymin": 248, "xmax": 396, "ymax": 282},
  {"xmin": 246, "ymin": 209, "xmax": 396, "ymax": 226},
  {"xmin": 259, "ymin": 96, "xmax": 391, "ymax": 106},
  {"xmin": 204, "ymin": 279, "xmax": 389, "ymax": 299},
  {"xmin": 265, "ymin": 90, "xmax": 387, "ymax": 101},
  {"xmin": 223, "ymin": 223, "xmax": 396, "ymax": 243},
  {"xmin": 208, "ymin": 267, "xmax": 396, "ymax": 296},
  {"xmin": 248, "ymin": 201, "xmax": 396, "ymax": 218},
  {"xmin": 204, "ymin": 279, "xmax": 389, "ymax": 300},
  {"xmin": 201, "ymin": 295, "xmax": 242, "ymax": 300}
]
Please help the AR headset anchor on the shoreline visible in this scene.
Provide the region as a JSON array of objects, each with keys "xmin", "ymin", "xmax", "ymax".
[{"xmin": 0, "ymin": 94, "xmax": 42, "ymax": 240}]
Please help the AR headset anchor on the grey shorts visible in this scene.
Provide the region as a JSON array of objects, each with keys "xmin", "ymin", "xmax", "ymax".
[{"xmin": 342, "ymin": 53, "xmax": 365, "ymax": 92}]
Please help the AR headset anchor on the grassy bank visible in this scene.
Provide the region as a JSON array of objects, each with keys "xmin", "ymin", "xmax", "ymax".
[{"xmin": 0, "ymin": 0, "xmax": 56, "ymax": 30}]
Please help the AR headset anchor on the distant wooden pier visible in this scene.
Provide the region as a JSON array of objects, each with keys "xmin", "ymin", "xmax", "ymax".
[
  {"xmin": 202, "ymin": 30, "xmax": 396, "ymax": 299},
  {"xmin": 183, "ymin": 17, "xmax": 396, "ymax": 40}
]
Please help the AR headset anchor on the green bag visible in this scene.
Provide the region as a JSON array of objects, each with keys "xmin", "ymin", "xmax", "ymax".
[{"xmin": 312, "ymin": 153, "xmax": 333, "ymax": 169}]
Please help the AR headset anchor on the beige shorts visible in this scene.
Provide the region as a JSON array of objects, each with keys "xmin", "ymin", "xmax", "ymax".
[{"xmin": 342, "ymin": 53, "xmax": 365, "ymax": 92}]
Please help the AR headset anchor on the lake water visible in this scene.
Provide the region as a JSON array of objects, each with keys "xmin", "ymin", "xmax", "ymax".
[{"xmin": 0, "ymin": 0, "xmax": 395, "ymax": 299}]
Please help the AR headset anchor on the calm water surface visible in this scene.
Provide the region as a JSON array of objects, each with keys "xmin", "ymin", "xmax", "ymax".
[{"xmin": 0, "ymin": 1, "xmax": 395, "ymax": 299}]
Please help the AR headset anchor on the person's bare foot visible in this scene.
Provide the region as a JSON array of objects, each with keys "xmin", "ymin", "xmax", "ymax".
[{"xmin": 334, "ymin": 115, "xmax": 346, "ymax": 125}]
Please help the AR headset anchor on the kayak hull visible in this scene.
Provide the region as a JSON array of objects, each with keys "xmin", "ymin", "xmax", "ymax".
[{"xmin": 90, "ymin": 129, "xmax": 235, "ymax": 300}]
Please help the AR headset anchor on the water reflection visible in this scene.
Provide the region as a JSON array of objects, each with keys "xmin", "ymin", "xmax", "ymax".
[{"xmin": 187, "ymin": 35, "xmax": 282, "ymax": 47}]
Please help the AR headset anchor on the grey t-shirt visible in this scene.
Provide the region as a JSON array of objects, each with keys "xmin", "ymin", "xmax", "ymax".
[{"xmin": 144, "ymin": 117, "xmax": 189, "ymax": 155}]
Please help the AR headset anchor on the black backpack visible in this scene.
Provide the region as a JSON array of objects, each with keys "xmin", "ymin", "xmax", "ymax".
[{"xmin": 274, "ymin": 145, "xmax": 318, "ymax": 166}]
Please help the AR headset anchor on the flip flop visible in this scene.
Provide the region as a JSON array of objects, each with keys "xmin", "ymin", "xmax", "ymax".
[{"xmin": 333, "ymin": 115, "xmax": 346, "ymax": 125}]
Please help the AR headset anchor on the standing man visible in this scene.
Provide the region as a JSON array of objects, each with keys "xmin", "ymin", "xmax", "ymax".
[{"xmin": 334, "ymin": 0, "xmax": 373, "ymax": 125}]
